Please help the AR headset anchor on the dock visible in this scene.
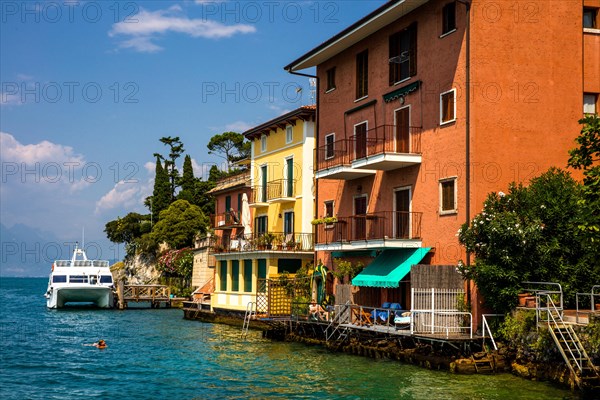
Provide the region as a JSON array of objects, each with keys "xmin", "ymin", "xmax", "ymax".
[{"xmin": 116, "ymin": 282, "xmax": 177, "ymax": 309}]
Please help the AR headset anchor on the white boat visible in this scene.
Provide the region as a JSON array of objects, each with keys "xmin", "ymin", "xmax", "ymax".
[{"xmin": 45, "ymin": 243, "xmax": 115, "ymax": 308}]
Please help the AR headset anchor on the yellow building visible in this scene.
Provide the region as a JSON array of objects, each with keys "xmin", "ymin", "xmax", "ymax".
[{"xmin": 212, "ymin": 106, "xmax": 316, "ymax": 316}]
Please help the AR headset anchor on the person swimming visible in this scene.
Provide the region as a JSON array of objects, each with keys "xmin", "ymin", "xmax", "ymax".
[{"xmin": 84, "ymin": 339, "xmax": 107, "ymax": 349}]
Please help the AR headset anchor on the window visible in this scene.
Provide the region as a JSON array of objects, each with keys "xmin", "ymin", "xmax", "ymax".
[
  {"xmin": 231, "ymin": 260, "xmax": 239, "ymax": 292},
  {"xmin": 243, "ymin": 260, "xmax": 253, "ymax": 293},
  {"xmin": 219, "ymin": 261, "xmax": 227, "ymax": 291},
  {"xmin": 325, "ymin": 133, "xmax": 335, "ymax": 159},
  {"xmin": 326, "ymin": 67, "xmax": 336, "ymax": 91},
  {"xmin": 442, "ymin": 2, "xmax": 456, "ymax": 35},
  {"xmin": 255, "ymin": 215, "xmax": 267, "ymax": 236},
  {"xmin": 584, "ymin": 93, "xmax": 597, "ymax": 114},
  {"xmin": 286, "ymin": 125, "xmax": 293, "ymax": 143},
  {"xmin": 324, "ymin": 201, "xmax": 334, "ymax": 218},
  {"xmin": 100, "ymin": 275, "xmax": 113, "ymax": 284},
  {"xmin": 258, "ymin": 259, "xmax": 267, "ymax": 280},
  {"xmin": 389, "ymin": 23, "xmax": 417, "ymax": 85},
  {"xmin": 69, "ymin": 275, "xmax": 88, "ymax": 283},
  {"xmin": 584, "ymin": 8, "xmax": 597, "ymax": 29},
  {"xmin": 440, "ymin": 89, "xmax": 456, "ymax": 125},
  {"xmin": 439, "ymin": 178, "xmax": 457, "ymax": 214},
  {"xmin": 52, "ymin": 275, "xmax": 67, "ymax": 283},
  {"xmin": 260, "ymin": 135, "xmax": 267, "ymax": 152},
  {"xmin": 356, "ymin": 50, "xmax": 369, "ymax": 99}
]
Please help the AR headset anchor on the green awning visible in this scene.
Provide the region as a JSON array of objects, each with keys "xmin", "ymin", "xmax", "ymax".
[
  {"xmin": 352, "ymin": 248, "xmax": 430, "ymax": 288},
  {"xmin": 382, "ymin": 80, "xmax": 421, "ymax": 103}
]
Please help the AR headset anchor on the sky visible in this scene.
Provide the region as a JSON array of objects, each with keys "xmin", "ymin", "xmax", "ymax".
[{"xmin": 0, "ymin": 0, "xmax": 386, "ymax": 274}]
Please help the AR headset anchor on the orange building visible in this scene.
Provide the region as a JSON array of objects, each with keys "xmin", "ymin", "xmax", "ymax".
[{"xmin": 285, "ymin": 0, "xmax": 599, "ymax": 317}]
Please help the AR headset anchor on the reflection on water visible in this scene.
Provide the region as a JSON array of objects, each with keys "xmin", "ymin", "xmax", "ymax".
[{"xmin": 0, "ymin": 278, "xmax": 578, "ymax": 399}]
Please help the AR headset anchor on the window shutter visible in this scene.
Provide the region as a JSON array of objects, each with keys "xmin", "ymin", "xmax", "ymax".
[{"xmin": 409, "ymin": 23, "xmax": 417, "ymax": 77}]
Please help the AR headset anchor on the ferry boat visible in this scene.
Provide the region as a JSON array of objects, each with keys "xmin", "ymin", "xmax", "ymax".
[{"xmin": 45, "ymin": 243, "xmax": 115, "ymax": 308}]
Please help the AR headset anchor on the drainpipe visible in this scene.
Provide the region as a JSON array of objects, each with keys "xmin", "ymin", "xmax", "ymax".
[
  {"xmin": 457, "ymin": 0, "xmax": 472, "ymax": 306},
  {"xmin": 285, "ymin": 68, "xmax": 319, "ymax": 271}
]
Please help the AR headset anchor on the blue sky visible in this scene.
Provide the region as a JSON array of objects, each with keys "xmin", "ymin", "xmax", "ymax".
[{"xmin": 0, "ymin": 1, "xmax": 385, "ymax": 272}]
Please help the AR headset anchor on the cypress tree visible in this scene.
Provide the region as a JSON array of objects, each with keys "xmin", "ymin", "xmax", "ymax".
[
  {"xmin": 150, "ymin": 155, "xmax": 171, "ymax": 223},
  {"xmin": 178, "ymin": 155, "xmax": 195, "ymax": 204}
]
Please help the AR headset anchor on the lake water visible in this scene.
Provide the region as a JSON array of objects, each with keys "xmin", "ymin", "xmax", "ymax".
[{"xmin": 0, "ymin": 278, "xmax": 578, "ymax": 399}]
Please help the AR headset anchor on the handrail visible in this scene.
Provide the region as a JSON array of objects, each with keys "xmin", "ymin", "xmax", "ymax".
[
  {"xmin": 482, "ymin": 314, "xmax": 504, "ymax": 351},
  {"xmin": 411, "ymin": 311, "xmax": 472, "ymax": 338},
  {"xmin": 542, "ymin": 293, "xmax": 585, "ymax": 372},
  {"xmin": 575, "ymin": 284, "xmax": 600, "ymax": 324},
  {"xmin": 325, "ymin": 301, "xmax": 351, "ymax": 342}
]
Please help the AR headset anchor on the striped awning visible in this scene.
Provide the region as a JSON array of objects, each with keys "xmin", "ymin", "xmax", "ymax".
[
  {"xmin": 352, "ymin": 247, "xmax": 430, "ymax": 288},
  {"xmin": 382, "ymin": 80, "xmax": 421, "ymax": 103}
]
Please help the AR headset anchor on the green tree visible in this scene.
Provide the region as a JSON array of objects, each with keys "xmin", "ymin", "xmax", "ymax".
[
  {"xmin": 146, "ymin": 155, "xmax": 171, "ymax": 224},
  {"xmin": 104, "ymin": 212, "xmax": 151, "ymax": 259},
  {"xmin": 178, "ymin": 155, "xmax": 195, "ymax": 203},
  {"xmin": 458, "ymin": 168, "xmax": 599, "ymax": 314},
  {"xmin": 568, "ymin": 115, "xmax": 600, "ymax": 244},
  {"xmin": 151, "ymin": 200, "xmax": 208, "ymax": 249},
  {"xmin": 207, "ymin": 131, "xmax": 249, "ymax": 172},
  {"xmin": 159, "ymin": 136, "xmax": 185, "ymax": 200}
]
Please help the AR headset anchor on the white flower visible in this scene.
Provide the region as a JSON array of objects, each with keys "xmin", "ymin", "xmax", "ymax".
[
  {"xmin": 540, "ymin": 205, "xmax": 546, "ymax": 209},
  {"xmin": 499, "ymin": 191, "xmax": 506, "ymax": 197}
]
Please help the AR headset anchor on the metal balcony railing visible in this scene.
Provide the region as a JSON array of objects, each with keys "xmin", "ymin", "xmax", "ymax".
[
  {"xmin": 316, "ymin": 138, "xmax": 352, "ymax": 172},
  {"xmin": 350, "ymin": 124, "xmax": 422, "ymax": 162},
  {"xmin": 315, "ymin": 211, "xmax": 422, "ymax": 244},
  {"xmin": 250, "ymin": 179, "xmax": 297, "ymax": 204},
  {"xmin": 211, "ymin": 210, "xmax": 242, "ymax": 229},
  {"xmin": 210, "ymin": 232, "xmax": 314, "ymax": 254}
]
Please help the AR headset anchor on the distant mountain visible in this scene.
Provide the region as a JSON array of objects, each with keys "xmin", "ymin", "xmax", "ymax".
[{"xmin": 1, "ymin": 223, "xmax": 65, "ymax": 277}]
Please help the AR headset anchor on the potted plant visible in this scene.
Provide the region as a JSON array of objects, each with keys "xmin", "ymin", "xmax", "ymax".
[
  {"xmin": 263, "ymin": 233, "xmax": 275, "ymax": 250},
  {"xmin": 323, "ymin": 216, "xmax": 338, "ymax": 229},
  {"xmin": 286, "ymin": 239, "xmax": 297, "ymax": 250},
  {"xmin": 311, "ymin": 218, "xmax": 324, "ymax": 225}
]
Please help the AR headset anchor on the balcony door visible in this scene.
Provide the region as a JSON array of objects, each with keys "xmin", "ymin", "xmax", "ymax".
[
  {"xmin": 260, "ymin": 165, "xmax": 267, "ymax": 202},
  {"xmin": 395, "ymin": 107, "xmax": 410, "ymax": 153},
  {"xmin": 286, "ymin": 157, "xmax": 294, "ymax": 198},
  {"xmin": 354, "ymin": 122, "xmax": 367, "ymax": 160},
  {"xmin": 354, "ymin": 195, "xmax": 367, "ymax": 240},
  {"xmin": 395, "ymin": 188, "xmax": 410, "ymax": 239},
  {"xmin": 284, "ymin": 211, "xmax": 294, "ymax": 243}
]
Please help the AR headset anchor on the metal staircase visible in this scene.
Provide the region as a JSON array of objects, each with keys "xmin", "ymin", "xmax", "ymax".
[
  {"xmin": 539, "ymin": 293, "xmax": 600, "ymax": 390},
  {"xmin": 325, "ymin": 302, "xmax": 351, "ymax": 342},
  {"xmin": 241, "ymin": 302, "xmax": 256, "ymax": 339}
]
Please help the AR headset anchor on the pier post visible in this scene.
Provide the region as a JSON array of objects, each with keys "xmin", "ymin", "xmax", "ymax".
[{"xmin": 118, "ymin": 281, "xmax": 125, "ymax": 310}]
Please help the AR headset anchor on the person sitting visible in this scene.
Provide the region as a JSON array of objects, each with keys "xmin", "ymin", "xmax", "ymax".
[{"xmin": 309, "ymin": 300, "xmax": 327, "ymax": 321}]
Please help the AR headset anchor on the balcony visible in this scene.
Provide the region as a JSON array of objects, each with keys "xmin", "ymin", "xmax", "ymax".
[
  {"xmin": 211, "ymin": 210, "xmax": 243, "ymax": 230},
  {"xmin": 351, "ymin": 125, "xmax": 422, "ymax": 171},
  {"xmin": 316, "ymin": 125, "xmax": 422, "ymax": 179},
  {"xmin": 266, "ymin": 179, "xmax": 297, "ymax": 203},
  {"xmin": 249, "ymin": 179, "xmax": 297, "ymax": 207},
  {"xmin": 316, "ymin": 139, "xmax": 377, "ymax": 180},
  {"xmin": 210, "ymin": 232, "xmax": 314, "ymax": 255},
  {"xmin": 314, "ymin": 211, "xmax": 422, "ymax": 251}
]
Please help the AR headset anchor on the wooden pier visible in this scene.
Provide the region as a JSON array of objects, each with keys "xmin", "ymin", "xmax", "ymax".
[{"xmin": 116, "ymin": 282, "xmax": 172, "ymax": 309}]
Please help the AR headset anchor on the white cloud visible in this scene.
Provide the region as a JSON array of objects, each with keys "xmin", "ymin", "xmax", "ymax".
[
  {"xmin": 0, "ymin": 132, "xmax": 84, "ymax": 165},
  {"xmin": 225, "ymin": 121, "xmax": 253, "ymax": 132},
  {"xmin": 95, "ymin": 181, "xmax": 144, "ymax": 214},
  {"xmin": 109, "ymin": 5, "xmax": 256, "ymax": 53}
]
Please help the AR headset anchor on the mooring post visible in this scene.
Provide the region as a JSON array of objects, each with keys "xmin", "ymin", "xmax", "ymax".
[{"xmin": 118, "ymin": 281, "xmax": 125, "ymax": 310}]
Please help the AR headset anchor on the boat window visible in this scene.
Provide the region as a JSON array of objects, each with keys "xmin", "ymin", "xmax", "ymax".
[
  {"xmin": 69, "ymin": 275, "xmax": 88, "ymax": 283},
  {"xmin": 100, "ymin": 275, "xmax": 113, "ymax": 284},
  {"xmin": 52, "ymin": 275, "xmax": 67, "ymax": 283}
]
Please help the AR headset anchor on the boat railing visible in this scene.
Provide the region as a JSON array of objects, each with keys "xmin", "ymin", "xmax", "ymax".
[{"xmin": 54, "ymin": 260, "xmax": 109, "ymax": 268}]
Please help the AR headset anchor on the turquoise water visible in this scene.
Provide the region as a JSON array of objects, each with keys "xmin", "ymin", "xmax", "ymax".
[{"xmin": 0, "ymin": 278, "xmax": 578, "ymax": 399}]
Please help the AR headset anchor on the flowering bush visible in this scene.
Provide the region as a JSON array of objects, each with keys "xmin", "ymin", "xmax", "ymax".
[
  {"xmin": 156, "ymin": 248, "xmax": 194, "ymax": 280},
  {"xmin": 458, "ymin": 168, "xmax": 600, "ymax": 314}
]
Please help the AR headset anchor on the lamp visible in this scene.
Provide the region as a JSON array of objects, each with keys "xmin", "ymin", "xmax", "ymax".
[{"xmin": 399, "ymin": 95, "xmax": 405, "ymax": 105}]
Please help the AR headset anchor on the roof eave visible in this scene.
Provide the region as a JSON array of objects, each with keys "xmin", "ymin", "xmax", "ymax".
[{"xmin": 284, "ymin": 0, "xmax": 428, "ymax": 72}]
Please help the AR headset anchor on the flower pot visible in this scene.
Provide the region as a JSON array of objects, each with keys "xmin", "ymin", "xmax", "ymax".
[
  {"xmin": 595, "ymin": 303, "xmax": 600, "ymax": 311},
  {"xmin": 518, "ymin": 293, "xmax": 530, "ymax": 307},
  {"xmin": 526, "ymin": 297, "xmax": 536, "ymax": 308}
]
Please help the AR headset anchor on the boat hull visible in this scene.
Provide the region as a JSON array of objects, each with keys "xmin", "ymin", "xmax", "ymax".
[{"xmin": 47, "ymin": 286, "xmax": 114, "ymax": 308}]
